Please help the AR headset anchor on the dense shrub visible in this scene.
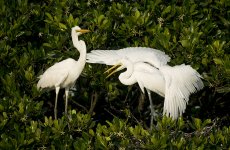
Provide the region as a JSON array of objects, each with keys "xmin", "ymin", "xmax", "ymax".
[{"xmin": 0, "ymin": 0, "xmax": 229, "ymax": 149}]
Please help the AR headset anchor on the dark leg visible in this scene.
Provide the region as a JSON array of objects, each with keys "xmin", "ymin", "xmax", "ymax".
[{"xmin": 147, "ymin": 90, "xmax": 155, "ymax": 129}]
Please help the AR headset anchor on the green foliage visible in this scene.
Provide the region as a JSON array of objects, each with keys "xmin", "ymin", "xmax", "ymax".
[
  {"xmin": 1, "ymin": 114, "xmax": 229, "ymax": 149},
  {"xmin": 0, "ymin": 0, "xmax": 229, "ymax": 148}
]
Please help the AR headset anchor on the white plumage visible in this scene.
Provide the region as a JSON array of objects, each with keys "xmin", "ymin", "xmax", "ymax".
[
  {"xmin": 37, "ymin": 58, "xmax": 84, "ymax": 90},
  {"xmin": 86, "ymin": 47, "xmax": 171, "ymax": 68},
  {"xmin": 109, "ymin": 59, "xmax": 203, "ymax": 120},
  {"xmin": 37, "ymin": 26, "xmax": 90, "ymax": 119},
  {"xmin": 159, "ymin": 64, "xmax": 204, "ymax": 119},
  {"xmin": 87, "ymin": 48, "xmax": 204, "ymax": 127}
]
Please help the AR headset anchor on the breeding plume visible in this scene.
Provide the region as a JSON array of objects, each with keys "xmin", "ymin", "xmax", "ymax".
[
  {"xmin": 87, "ymin": 48, "xmax": 204, "ymax": 127},
  {"xmin": 37, "ymin": 26, "xmax": 90, "ymax": 119}
]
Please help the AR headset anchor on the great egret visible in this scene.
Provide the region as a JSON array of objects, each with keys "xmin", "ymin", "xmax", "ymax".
[
  {"xmin": 86, "ymin": 47, "xmax": 171, "ymax": 125},
  {"xmin": 87, "ymin": 47, "xmax": 204, "ymax": 126},
  {"xmin": 105, "ymin": 58, "xmax": 204, "ymax": 126},
  {"xmin": 37, "ymin": 26, "xmax": 90, "ymax": 119}
]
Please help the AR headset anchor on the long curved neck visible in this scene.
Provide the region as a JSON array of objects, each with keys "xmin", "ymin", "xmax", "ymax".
[
  {"xmin": 118, "ymin": 61, "xmax": 136, "ymax": 85},
  {"xmin": 71, "ymin": 31, "xmax": 86, "ymax": 69},
  {"xmin": 72, "ymin": 30, "xmax": 79, "ymax": 48},
  {"xmin": 77, "ymin": 48, "xmax": 86, "ymax": 68}
]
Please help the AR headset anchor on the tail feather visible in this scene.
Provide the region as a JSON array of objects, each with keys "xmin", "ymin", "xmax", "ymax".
[{"xmin": 160, "ymin": 64, "xmax": 204, "ymax": 119}]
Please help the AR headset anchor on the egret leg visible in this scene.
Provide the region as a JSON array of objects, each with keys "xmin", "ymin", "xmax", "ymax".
[
  {"xmin": 55, "ymin": 87, "xmax": 60, "ymax": 120},
  {"xmin": 147, "ymin": 90, "xmax": 154, "ymax": 129},
  {"xmin": 65, "ymin": 88, "xmax": 69, "ymax": 116}
]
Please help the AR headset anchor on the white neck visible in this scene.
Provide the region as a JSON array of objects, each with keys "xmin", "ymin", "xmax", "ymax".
[
  {"xmin": 77, "ymin": 47, "xmax": 86, "ymax": 69},
  {"xmin": 118, "ymin": 60, "xmax": 136, "ymax": 85},
  {"xmin": 71, "ymin": 30, "xmax": 86, "ymax": 71},
  {"xmin": 72, "ymin": 30, "xmax": 79, "ymax": 48}
]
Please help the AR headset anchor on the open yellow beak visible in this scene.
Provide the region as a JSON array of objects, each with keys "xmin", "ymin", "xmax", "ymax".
[
  {"xmin": 76, "ymin": 29, "xmax": 91, "ymax": 33},
  {"xmin": 104, "ymin": 63, "xmax": 122, "ymax": 78}
]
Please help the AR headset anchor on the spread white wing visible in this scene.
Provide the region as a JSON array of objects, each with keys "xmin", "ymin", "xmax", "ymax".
[
  {"xmin": 160, "ymin": 64, "xmax": 204, "ymax": 119},
  {"xmin": 86, "ymin": 47, "xmax": 171, "ymax": 68}
]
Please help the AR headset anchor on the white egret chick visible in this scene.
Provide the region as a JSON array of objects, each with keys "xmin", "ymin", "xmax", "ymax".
[{"xmin": 37, "ymin": 26, "xmax": 90, "ymax": 119}]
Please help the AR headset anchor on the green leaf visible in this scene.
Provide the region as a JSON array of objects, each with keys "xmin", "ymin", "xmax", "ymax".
[
  {"xmin": 18, "ymin": 102, "xmax": 24, "ymax": 114},
  {"xmin": 210, "ymin": 133, "xmax": 215, "ymax": 143},
  {"xmin": 194, "ymin": 118, "xmax": 201, "ymax": 130},
  {"xmin": 216, "ymin": 86, "xmax": 230, "ymax": 93},
  {"xmin": 218, "ymin": 15, "xmax": 230, "ymax": 26},
  {"xmin": 180, "ymin": 40, "xmax": 190, "ymax": 48},
  {"xmin": 54, "ymin": 120, "xmax": 60, "ymax": 130},
  {"xmin": 202, "ymin": 57, "xmax": 208, "ymax": 66},
  {"xmin": 59, "ymin": 23, "xmax": 67, "ymax": 30},
  {"xmin": 89, "ymin": 129, "xmax": 94, "ymax": 136},
  {"xmin": 213, "ymin": 58, "xmax": 223, "ymax": 65},
  {"xmin": 97, "ymin": 15, "xmax": 105, "ymax": 25},
  {"xmin": 134, "ymin": 10, "xmax": 140, "ymax": 19},
  {"xmin": 0, "ymin": 104, "xmax": 4, "ymax": 111},
  {"xmin": 45, "ymin": 12, "xmax": 53, "ymax": 21},
  {"xmin": 178, "ymin": 117, "xmax": 185, "ymax": 129},
  {"xmin": 43, "ymin": 43, "xmax": 52, "ymax": 48},
  {"xmin": 162, "ymin": 6, "xmax": 171, "ymax": 16}
]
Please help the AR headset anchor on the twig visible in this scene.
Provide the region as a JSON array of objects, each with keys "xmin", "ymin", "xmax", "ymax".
[
  {"xmin": 89, "ymin": 91, "xmax": 98, "ymax": 115},
  {"xmin": 104, "ymin": 108, "xmax": 117, "ymax": 118},
  {"xmin": 71, "ymin": 100, "xmax": 88, "ymax": 112}
]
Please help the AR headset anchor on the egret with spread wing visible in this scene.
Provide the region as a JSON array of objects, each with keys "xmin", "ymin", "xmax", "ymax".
[
  {"xmin": 106, "ymin": 58, "xmax": 204, "ymax": 126},
  {"xmin": 86, "ymin": 47, "xmax": 171, "ymax": 68},
  {"xmin": 87, "ymin": 47, "xmax": 171, "ymax": 125},
  {"xmin": 37, "ymin": 26, "xmax": 90, "ymax": 119}
]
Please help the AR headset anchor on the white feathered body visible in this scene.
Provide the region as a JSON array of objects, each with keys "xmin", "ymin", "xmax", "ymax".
[
  {"xmin": 37, "ymin": 58, "xmax": 85, "ymax": 90},
  {"xmin": 133, "ymin": 62, "xmax": 165, "ymax": 97}
]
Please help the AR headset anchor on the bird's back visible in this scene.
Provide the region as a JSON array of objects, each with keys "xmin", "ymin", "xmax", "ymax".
[
  {"xmin": 133, "ymin": 62, "xmax": 165, "ymax": 96},
  {"xmin": 37, "ymin": 58, "xmax": 78, "ymax": 90}
]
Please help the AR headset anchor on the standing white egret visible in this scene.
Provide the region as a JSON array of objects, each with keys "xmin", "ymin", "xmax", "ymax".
[
  {"xmin": 37, "ymin": 26, "xmax": 90, "ymax": 119},
  {"xmin": 105, "ymin": 58, "xmax": 204, "ymax": 126}
]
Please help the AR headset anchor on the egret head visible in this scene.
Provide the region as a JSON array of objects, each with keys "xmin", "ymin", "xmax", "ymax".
[
  {"xmin": 71, "ymin": 26, "xmax": 90, "ymax": 50},
  {"xmin": 72, "ymin": 26, "xmax": 90, "ymax": 36}
]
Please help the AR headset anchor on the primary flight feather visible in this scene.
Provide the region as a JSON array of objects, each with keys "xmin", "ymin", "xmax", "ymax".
[{"xmin": 87, "ymin": 47, "xmax": 171, "ymax": 68}]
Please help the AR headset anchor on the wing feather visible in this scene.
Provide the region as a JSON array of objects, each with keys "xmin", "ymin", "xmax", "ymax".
[
  {"xmin": 86, "ymin": 50, "xmax": 119, "ymax": 65},
  {"xmin": 37, "ymin": 58, "xmax": 75, "ymax": 89},
  {"xmin": 136, "ymin": 80, "xmax": 145, "ymax": 94},
  {"xmin": 86, "ymin": 47, "xmax": 171, "ymax": 68},
  {"xmin": 160, "ymin": 64, "xmax": 204, "ymax": 119}
]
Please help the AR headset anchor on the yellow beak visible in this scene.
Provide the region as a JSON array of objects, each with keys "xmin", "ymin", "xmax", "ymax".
[
  {"xmin": 76, "ymin": 29, "xmax": 91, "ymax": 33},
  {"xmin": 104, "ymin": 63, "xmax": 122, "ymax": 78}
]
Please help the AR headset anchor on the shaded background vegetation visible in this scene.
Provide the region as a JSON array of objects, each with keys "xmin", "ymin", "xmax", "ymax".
[{"xmin": 0, "ymin": 0, "xmax": 229, "ymax": 149}]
